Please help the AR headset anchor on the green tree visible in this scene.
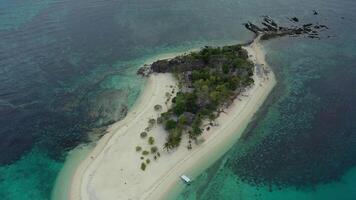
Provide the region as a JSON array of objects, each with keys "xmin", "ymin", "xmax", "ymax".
[
  {"xmin": 192, "ymin": 125, "xmax": 202, "ymax": 135},
  {"xmin": 163, "ymin": 142, "xmax": 171, "ymax": 152},
  {"xmin": 140, "ymin": 132, "xmax": 147, "ymax": 138},
  {"xmin": 148, "ymin": 136, "xmax": 155, "ymax": 145},
  {"xmin": 165, "ymin": 120, "xmax": 177, "ymax": 130},
  {"xmin": 151, "ymin": 146, "xmax": 158, "ymax": 153},
  {"xmin": 148, "ymin": 118, "xmax": 156, "ymax": 126},
  {"xmin": 141, "ymin": 163, "xmax": 146, "ymax": 171},
  {"xmin": 154, "ymin": 104, "xmax": 162, "ymax": 111},
  {"xmin": 178, "ymin": 115, "xmax": 187, "ymax": 126},
  {"xmin": 222, "ymin": 64, "xmax": 230, "ymax": 74}
]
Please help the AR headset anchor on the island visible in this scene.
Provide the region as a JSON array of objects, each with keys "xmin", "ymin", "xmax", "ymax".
[{"xmin": 67, "ymin": 17, "xmax": 327, "ymax": 200}]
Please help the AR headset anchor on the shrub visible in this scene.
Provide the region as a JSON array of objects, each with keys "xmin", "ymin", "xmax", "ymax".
[
  {"xmin": 157, "ymin": 116, "xmax": 163, "ymax": 124},
  {"xmin": 142, "ymin": 150, "xmax": 149, "ymax": 155},
  {"xmin": 178, "ymin": 115, "xmax": 187, "ymax": 125},
  {"xmin": 140, "ymin": 132, "xmax": 147, "ymax": 138},
  {"xmin": 136, "ymin": 146, "xmax": 142, "ymax": 152},
  {"xmin": 192, "ymin": 125, "xmax": 202, "ymax": 135},
  {"xmin": 157, "ymin": 152, "xmax": 161, "ymax": 157},
  {"xmin": 151, "ymin": 146, "xmax": 158, "ymax": 153},
  {"xmin": 148, "ymin": 137, "xmax": 155, "ymax": 145},
  {"xmin": 141, "ymin": 163, "xmax": 146, "ymax": 171},
  {"xmin": 222, "ymin": 64, "xmax": 230, "ymax": 74},
  {"xmin": 165, "ymin": 120, "xmax": 177, "ymax": 130},
  {"xmin": 208, "ymin": 113, "xmax": 216, "ymax": 121},
  {"xmin": 146, "ymin": 159, "xmax": 150, "ymax": 164},
  {"xmin": 140, "ymin": 156, "xmax": 144, "ymax": 160},
  {"xmin": 154, "ymin": 104, "xmax": 162, "ymax": 111},
  {"xmin": 148, "ymin": 118, "xmax": 156, "ymax": 126}
]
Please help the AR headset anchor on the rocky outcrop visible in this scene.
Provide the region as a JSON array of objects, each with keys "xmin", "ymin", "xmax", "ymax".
[
  {"xmin": 137, "ymin": 14, "xmax": 328, "ymax": 76},
  {"xmin": 244, "ymin": 16, "xmax": 328, "ymax": 41},
  {"xmin": 290, "ymin": 17, "xmax": 299, "ymax": 22},
  {"xmin": 137, "ymin": 64, "xmax": 152, "ymax": 77}
]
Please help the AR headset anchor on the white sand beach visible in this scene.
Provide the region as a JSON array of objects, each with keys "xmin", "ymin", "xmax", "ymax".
[{"xmin": 68, "ymin": 36, "xmax": 276, "ymax": 200}]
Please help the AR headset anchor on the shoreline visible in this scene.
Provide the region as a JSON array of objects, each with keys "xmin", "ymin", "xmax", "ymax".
[
  {"xmin": 143, "ymin": 35, "xmax": 276, "ymax": 200},
  {"xmin": 56, "ymin": 36, "xmax": 276, "ymax": 200},
  {"xmin": 51, "ymin": 50, "xmax": 197, "ymax": 200}
]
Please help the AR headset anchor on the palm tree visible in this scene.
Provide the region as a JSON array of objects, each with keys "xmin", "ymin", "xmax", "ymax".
[{"xmin": 163, "ymin": 142, "xmax": 171, "ymax": 152}]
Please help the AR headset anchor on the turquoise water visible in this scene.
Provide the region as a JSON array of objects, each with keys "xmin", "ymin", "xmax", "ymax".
[
  {"xmin": 0, "ymin": 0, "xmax": 355, "ymax": 199},
  {"xmin": 176, "ymin": 164, "xmax": 356, "ymax": 200},
  {"xmin": 176, "ymin": 0, "xmax": 356, "ymax": 199}
]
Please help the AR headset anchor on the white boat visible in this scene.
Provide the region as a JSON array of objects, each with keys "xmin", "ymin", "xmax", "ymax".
[{"xmin": 180, "ymin": 175, "xmax": 191, "ymax": 184}]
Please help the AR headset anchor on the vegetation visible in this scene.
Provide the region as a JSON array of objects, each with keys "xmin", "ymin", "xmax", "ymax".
[
  {"xmin": 141, "ymin": 162, "xmax": 146, "ymax": 171},
  {"xmin": 146, "ymin": 159, "xmax": 150, "ymax": 164},
  {"xmin": 142, "ymin": 150, "xmax": 149, "ymax": 155},
  {"xmin": 148, "ymin": 118, "xmax": 156, "ymax": 127},
  {"xmin": 154, "ymin": 104, "xmax": 162, "ymax": 111},
  {"xmin": 136, "ymin": 146, "xmax": 142, "ymax": 152},
  {"xmin": 165, "ymin": 119, "xmax": 177, "ymax": 130},
  {"xmin": 148, "ymin": 136, "xmax": 155, "ymax": 145},
  {"xmin": 157, "ymin": 116, "xmax": 163, "ymax": 124},
  {"xmin": 140, "ymin": 132, "xmax": 147, "ymax": 138},
  {"xmin": 159, "ymin": 45, "xmax": 254, "ymax": 150},
  {"xmin": 151, "ymin": 146, "xmax": 158, "ymax": 153}
]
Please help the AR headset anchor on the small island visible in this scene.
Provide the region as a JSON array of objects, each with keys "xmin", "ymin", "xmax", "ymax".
[{"xmin": 68, "ymin": 17, "xmax": 327, "ymax": 200}]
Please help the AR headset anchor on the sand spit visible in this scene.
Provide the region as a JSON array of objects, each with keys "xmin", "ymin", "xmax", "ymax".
[{"xmin": 67, "ymin": 36, "xmax": 276, "ymax": 200}]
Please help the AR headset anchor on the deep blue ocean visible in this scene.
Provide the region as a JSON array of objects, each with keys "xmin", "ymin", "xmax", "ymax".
[{"xmin": 0, "ymin": 0, "xmax": 355, "ymax": 199}]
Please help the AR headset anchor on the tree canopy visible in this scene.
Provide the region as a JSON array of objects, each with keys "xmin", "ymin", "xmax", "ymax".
[{"xmin": 159, "ymin": 45, "xmax": 254, "ymax": 149}]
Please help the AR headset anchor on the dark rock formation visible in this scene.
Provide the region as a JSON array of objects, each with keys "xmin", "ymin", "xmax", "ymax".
[
  {"xmin": 291, "ymin": 17, "xmax": 299, "ymax": 22},
  {"xmin": 244, "ymin": 22, "xmax": 264, "ymax": 34},
  {"xmin": 244, "ymin": 16, "xmax": 328, "ymax": 41},
  {"xmin": 137, "ymin": 15, "xmax": 329, "ymax": 76},
  {"xmin": 137, "ymin": 64, "xmax": 152, "ymax": 77}
]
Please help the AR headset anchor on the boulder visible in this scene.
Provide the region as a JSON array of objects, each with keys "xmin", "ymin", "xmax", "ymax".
[{"xmin": 291, "ymin": 17, "xmax": 299, "ymax": 22}]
